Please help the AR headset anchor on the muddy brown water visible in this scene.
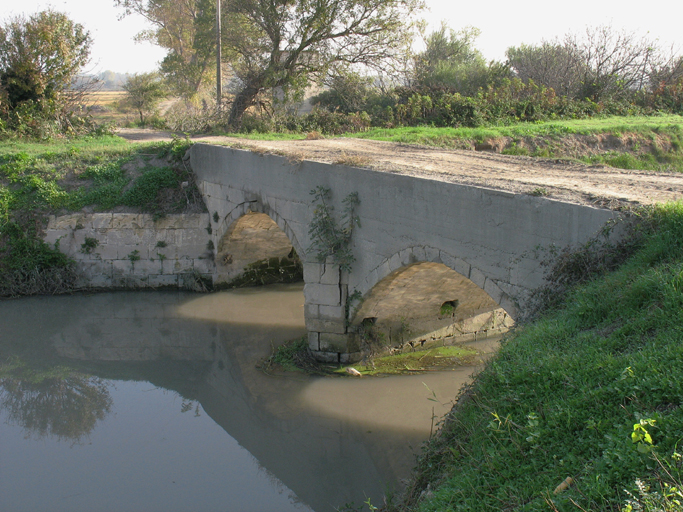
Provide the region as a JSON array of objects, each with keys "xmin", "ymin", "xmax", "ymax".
[{"xmin": 0, "ymin": 283, "xmax": 498, "ymax": 512}]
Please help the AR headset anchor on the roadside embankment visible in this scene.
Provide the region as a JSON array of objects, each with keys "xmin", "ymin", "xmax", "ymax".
[{"xmin": 389, "ymin": 201, "xmax": 683, "ymax": 512}]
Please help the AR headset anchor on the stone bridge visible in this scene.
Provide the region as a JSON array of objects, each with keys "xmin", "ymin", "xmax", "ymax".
[{"xmin": 190, "ymin": 143, "xmax": 617, "ymax": 363}]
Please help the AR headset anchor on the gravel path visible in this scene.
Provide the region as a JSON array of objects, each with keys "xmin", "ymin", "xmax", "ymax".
[{"xmin": 117, "ymin": 128, "xmax": 683, "ymax": 208}]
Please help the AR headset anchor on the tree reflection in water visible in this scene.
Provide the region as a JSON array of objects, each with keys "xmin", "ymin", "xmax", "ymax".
[{"xmin": 0, "ymin": 359, "xmax": 112, "ymax": 443}]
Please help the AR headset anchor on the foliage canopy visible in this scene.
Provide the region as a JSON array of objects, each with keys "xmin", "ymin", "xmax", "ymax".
[{"xmin": 0, "ymin": 9, "xmax": 92, "ymax": 108}]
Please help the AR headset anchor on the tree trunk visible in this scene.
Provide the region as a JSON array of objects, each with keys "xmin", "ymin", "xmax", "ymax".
[{"xmin": 227, "ymin": 83, "xmax": 261, "ymax": 129}]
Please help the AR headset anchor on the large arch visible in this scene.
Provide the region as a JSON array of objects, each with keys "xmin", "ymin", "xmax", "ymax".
[
  {"xmin": 348, "ymin": 246, "xmax": 516, "ymax": 354},
  {"xmin": 353, "ymin": 245, "xmax": 517, "ymax": 318}
]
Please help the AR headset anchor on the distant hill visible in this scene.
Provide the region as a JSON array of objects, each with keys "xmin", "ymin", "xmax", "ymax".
[{"xmin": 76, "ymin": 71, "xmax": 131, "ymax": 91}]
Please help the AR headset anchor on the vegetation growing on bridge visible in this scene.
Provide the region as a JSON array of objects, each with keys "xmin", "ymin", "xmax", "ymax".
[
  {"xmin": 388, "ymin": 201, "xmax": 683, "ymax": 512},
  {"xmin": 308, "ymin": 186, "xmax": 361, "ymax": 272}
]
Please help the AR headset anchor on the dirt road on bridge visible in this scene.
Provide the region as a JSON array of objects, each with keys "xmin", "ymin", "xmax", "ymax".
[{"xmin": 117, "ymin": 128, "xmax": 683, "ymax": 208}]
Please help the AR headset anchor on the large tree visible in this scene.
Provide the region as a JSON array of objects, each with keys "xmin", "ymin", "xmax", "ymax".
[
  {"xmin": 223, "ymin": 0, "xmax": 423, "ymax": 127},
  {"xmin": 0, "ymin": 9, "xmax": 92, "ymax": 109}
]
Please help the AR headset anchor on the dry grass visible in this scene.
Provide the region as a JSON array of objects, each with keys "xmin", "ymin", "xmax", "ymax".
[
  {"xmin": 86, "ymin": 91, "xmax": 126, "ymax": 106},
  {"xmin": 333, "ymin": 152, "xmax": 371, "ymax": 168},
  {"xmin": 80, "ymin": 91, "xmax": 134, "ymax": 125}
]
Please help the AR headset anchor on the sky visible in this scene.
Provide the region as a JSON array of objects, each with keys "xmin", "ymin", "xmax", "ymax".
[{"xmin": 5, "ymin": 0, "xmax": 682, "ymax": 74}]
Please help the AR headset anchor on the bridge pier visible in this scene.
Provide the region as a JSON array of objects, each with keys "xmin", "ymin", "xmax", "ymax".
[{"xmin": 303, "ymin": 261, "xmax": 359, "ymax": 363}]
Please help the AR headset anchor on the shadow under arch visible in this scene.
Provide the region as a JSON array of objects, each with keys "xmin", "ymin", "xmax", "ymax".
[
  {"xmin": 214, "ymin": 200, "xmax": 305, "ymax": 286},
  {"xmin": 350, "ymin": 247, "xmax": 516, "ymax": 351}
]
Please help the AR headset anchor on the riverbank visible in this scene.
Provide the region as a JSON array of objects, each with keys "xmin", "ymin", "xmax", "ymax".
[{"xmin": 387, "ymin": 201, "xmax": 683, "ymax": 511}]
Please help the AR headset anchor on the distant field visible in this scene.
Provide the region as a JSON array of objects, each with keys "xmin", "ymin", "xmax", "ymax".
[
  {"xmin": 87, "ymin": 90, "xmax": 126, "ymax": 105},
  {"xmin": 82, "ymin": 91, "xmax": 133, "ymax": 125}
]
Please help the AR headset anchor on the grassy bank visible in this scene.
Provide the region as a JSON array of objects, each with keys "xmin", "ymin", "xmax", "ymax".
[
  {"xmin": 215, "ymin": 114, "xmax": 683, "ymax": 173},
  {"xmin": 392, "ymin": 202, "xmax": 683, "ymax": 511},
  {"xmin": 346, "ymin": 116, "xmax": 683, "ymax": 173},
  {"xmin": 0, "ymin": 135, "xmax": 204, "ymax": 296}
]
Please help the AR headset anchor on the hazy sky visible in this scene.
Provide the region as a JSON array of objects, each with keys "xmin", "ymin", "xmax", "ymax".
[{"xmin": 6, "ymin": 0, "xmax": 682, "ymax": 74}]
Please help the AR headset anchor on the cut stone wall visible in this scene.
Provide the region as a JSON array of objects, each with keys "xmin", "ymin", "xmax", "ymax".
[{"xmin": 43, "ymin": 213, "xmax": 214, "ymax": 289}]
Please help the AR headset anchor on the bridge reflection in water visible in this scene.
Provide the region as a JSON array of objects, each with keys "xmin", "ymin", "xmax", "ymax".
[{"xmin": 0, "ymin": 286, "xmax": 486, "ymax": 511}]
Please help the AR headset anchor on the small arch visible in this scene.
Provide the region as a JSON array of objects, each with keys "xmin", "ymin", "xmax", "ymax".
[
  {"xmin": 215, "ymin": 200, "xmax": 305, "ymax": 260},
  {"xmin": 214, "ymin": 204, "xmax": 303, "ymax": 286}
]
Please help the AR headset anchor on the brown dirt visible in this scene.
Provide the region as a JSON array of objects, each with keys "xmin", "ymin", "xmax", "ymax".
[{"xmin": 116, "ymin": 128, "xmax": 683, "ymax": 208}]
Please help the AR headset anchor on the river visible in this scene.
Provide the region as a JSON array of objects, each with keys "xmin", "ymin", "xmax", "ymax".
[{"xmin": 0, "ymin": 283, "xmax": 495, "ymax": 512}]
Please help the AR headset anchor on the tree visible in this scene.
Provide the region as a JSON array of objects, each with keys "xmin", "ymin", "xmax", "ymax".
[
  {"xmin": 223, "ymin": 0, "xmax": 424, "ymax": 127},
  {"xmin": 506, "ymin": 42, "xmax": 586, "ymax": 97},
  {"xmin": 507, "ymin": 25, "xmax": 664, "ymax": 102},
  {"xmin": 0, "ymin": 9, "xmax": 92, "ymax": 109},
  {"xmin": 123, "ymin": 72, "xmax": 167, "ymax": 124},
  {"xmin": 114, "ymin": 0, "xmax": 218, "ymax": 97},
  {"xmin": 565, "ymin": 25, "xmax": 659, "ymax": 101},
  {"xmin": 413, "ymin": 24, "xmax": 508, "ymax": 96}
]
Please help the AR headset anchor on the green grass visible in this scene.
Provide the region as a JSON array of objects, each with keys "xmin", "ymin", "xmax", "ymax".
[
  {"xmin": 0, "ymin": 136, "xmax": 194, "ymax": 221},
  {"xmin": 345, "ymin": 115, "xmax": 683, "ymax": 146},
  {"xmin": 0, "ymin": 135, "xmax": 132, "ymax": 159},
  {"xmin": 265, "ymin": 336, "xmax": 309, "ymax": 372},
  {"xmin": 396, "ymin": 201, "xmax": 683, "ymax": 511},
  {"xmin": 342, "ymin": 116, "xmax": 683, "ymax": 173},
  {"xmin": 336, "ymin": 345, "xmax": 478, "ymax": 376}
]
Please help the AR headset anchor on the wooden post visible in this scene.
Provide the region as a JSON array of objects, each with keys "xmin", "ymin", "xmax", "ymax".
[{"xmin": 216, "ymin": 0, "xmax": 222, "ymax": 110}]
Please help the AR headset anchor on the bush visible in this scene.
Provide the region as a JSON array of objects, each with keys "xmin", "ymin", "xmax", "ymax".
[
  {"xmin": 0, "ymin": 9, "xmax": 99, "ymax": 140},
  {"xmin": 0, "ymin": 220, "xmax": 78, "ymax": 296},
  {"xmin": 121, "ymin": 166, "xmax": 180, "ymax": 210}
]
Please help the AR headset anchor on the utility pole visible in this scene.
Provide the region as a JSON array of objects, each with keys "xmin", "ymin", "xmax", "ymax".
[{"xmin": 216, "ymin": 0, "xmax": 222, "ymax": 110}]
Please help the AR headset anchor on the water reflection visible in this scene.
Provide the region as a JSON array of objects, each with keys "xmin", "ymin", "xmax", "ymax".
[
  {"xmin": 0, "ymin": 285, "xmax": 492, "ymax": 511},
  {"xmin": 0, "ymin": 362, "xmax": 112, "ymax": 443}
]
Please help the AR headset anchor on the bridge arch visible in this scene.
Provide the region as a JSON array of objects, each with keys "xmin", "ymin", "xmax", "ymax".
[
  {"xmin": 214, "ymin": 200, "xmax": 305, "ymax": 286},
  {"xmin": 348, "ymin": 246, "xmax": 516, "ymax": 353},
  {"xmin": 354, "ymin": 245, "xmax": 516, "ymax": 318},
  {"xmin": 215, "ymin": 199, "xmax": 306, "ymax": 260}
]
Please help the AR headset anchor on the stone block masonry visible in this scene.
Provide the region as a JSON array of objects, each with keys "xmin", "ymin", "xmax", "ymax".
[{"xmin": 44, "ymin": 213, "xmax": 214, "ymax": 289}]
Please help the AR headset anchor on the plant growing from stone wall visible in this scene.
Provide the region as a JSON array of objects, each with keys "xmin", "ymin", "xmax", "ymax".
[
  {"xmin": 80, "ymin": 237, "xmax": 99, "ymax": 254},
  {"xmin": 308, "ymin": 186, "xmax": 360, "ymax": 272},
  {"xmin": 127, "ymin": 250, "xmax": 140, "ymax": 271}
]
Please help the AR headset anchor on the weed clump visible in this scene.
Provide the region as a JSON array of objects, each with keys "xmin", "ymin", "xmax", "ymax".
[{"xmin": 0, "ymin": 221, "xmax": 78, "ymax": 297}]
